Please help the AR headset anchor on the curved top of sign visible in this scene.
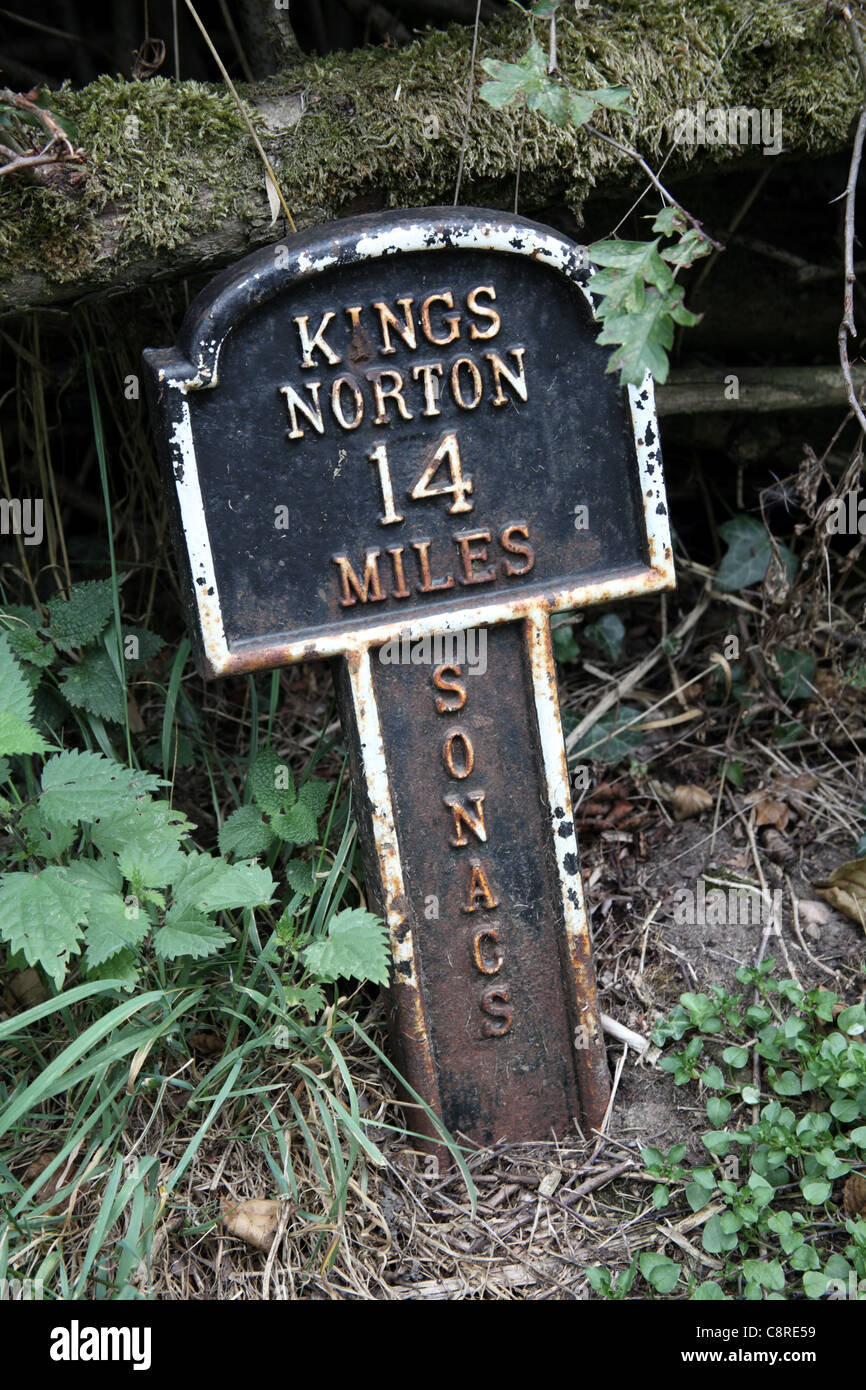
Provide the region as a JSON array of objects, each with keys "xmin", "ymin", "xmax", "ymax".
[{"xmin": 144, "ymin": 206, "xmax": 673, "ymax": 677}]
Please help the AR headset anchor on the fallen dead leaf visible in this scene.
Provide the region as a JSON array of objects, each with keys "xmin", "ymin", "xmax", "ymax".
[
  {"xmin": 797, "ymin": 899, "xmax": 835, "ymax": 927},
  {"xmin": 842, "ymin": 1173, "xmax": 866, "ymax": 1216},
  {"xmin": 672, "ymin": 785, "xmax": 713, "ymax": 821},
  {"xmin": 10, "ymin": 968, "xmax": 45, "ymax": 1008},
  {"xmin": 189, "ymin": 1030, "xmax": 224, "ymax": 1056},
  {"xmin": 23, "ymin": 1152, "xmax": 65, "ymax": 1213},
  {"xmin": 815, "ymin": 857, "xmax": 866, "ymax": 931},
  {"xmin": 762, "ymin": 828, "xmax": 794, "ymax": 864},
  {"xmin": 753, "ymin": 799, "xmax": 790, "ymax": 831},
  {"xmin": 221, "ymin": 1196, "xmax": 282, "ymax": 1250}
]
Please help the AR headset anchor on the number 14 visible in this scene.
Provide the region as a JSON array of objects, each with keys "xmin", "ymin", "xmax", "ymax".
[{"xmin": 369, "ymin": 433, "xmax": 474, "ymax": 525}]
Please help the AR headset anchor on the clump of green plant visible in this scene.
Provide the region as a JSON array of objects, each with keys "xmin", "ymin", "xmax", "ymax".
[
  {"xmin": 478, "ymin": 0, "xmax": 713, "ymax": 386},
  {"xmin": 587, "ymin": 963, "xmax": 866, "ymax": 1300}
]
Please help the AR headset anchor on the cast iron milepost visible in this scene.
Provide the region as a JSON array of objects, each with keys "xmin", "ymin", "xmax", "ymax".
[{"xmin": 144, "ymin": 208, "xmax": 674, "ymax": 1149}]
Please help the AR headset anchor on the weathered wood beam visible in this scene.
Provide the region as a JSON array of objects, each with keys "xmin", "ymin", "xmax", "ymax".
[
  {"xmin": 656, "ymin": 366, "xmax": 866, "ymax": 415},
  {"xmin": 0, "ymin": 0, "xmax": 858, "ymax": 314}
]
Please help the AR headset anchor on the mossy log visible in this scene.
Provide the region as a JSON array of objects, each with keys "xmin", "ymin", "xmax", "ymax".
[{"xmin": 0, "ymin": 0, "xmax": 860, "ymax": 313}]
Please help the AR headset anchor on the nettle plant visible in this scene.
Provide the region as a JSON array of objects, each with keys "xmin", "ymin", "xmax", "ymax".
[
  {"xmin": 0, "ymin": 585, "xmax": 389, "ymax": 998},
  {"xmin": 589, "ymin": 963, "xmax": 866, "ymax": 1300},
  {"xmin": 478, "ymin": 0, "xmax": 712, "ymax": 386}
]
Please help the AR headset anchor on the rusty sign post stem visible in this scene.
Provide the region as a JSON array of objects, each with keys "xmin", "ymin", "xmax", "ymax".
[
  {"xmin": 144, "ymin": 207, "xmax": 674, "ymax": 1153},
  {"xmin": 334, "ymin": 612, "xmax": 610, "ymax": 1145}
]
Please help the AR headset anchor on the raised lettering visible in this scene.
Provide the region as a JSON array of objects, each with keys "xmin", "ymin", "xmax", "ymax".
[
  {"xmin": 486, "ymin": 347, "xmax": 528, "ymax": 406},
  {"xmin": 450, "ymin": 357, "xmax": 483, "ymax": 410},
  {"xmin": 443, "ymin": 728, "xmax": 474, "ymax": 778},
  {"xmin": 433, "ymin": 664, "xmax": 466, "ymax": 712},
  {"xmin": 296, "ymin": 311, "xmax": 341, "ymax": 368},
  {"xmin": 466, "ymin": 285, "xmax": 501, "ymax": 341},
  {"xmin": 480, "ymin": 983, "xmax": 513, "ymax": 1036},
  {"xmin": 445, "ymin": 791, "xmax": 487, "ymax": 847},
  {"xmin": 367, "ymin": 369, "xmax": 414, "ymax": 424},
  {"xmin": 412, "ymin": 540, "xmax": 454, "ymax": 593},
  {"xmin": 331, "ymin": 374, "xmax": 364, "ymax": 430},
  {"xmin": 462, "ymin": 859, "xmax": 499, "ymax": 912},
  {"xmin": 332, "ymin": 551, "xmax": 385, "ymax": 606},
  {"xmin": 454, "ymin": 529, "xmax": 495, "ymax": 586},
  {"xmin": 279, "ymin": 381, "xmax": 325, "ymax": 440},
  {"xmin": 374, "ymin": 297, "xmax": 417, "ymax": 354},
  {"xmin": 472, "ymin": 928, "xmax": 504, "ymax": 976},
  {"xmin": 411, "ymin": 362, "xmax": 443, "ymax": 417},
  {"xmin": 420, "ymin": 291, "xmax": 461, "ymax": 346},
  {"xmin": 500, "ymin": 522, "xmax": 534, "ymax": 576}
]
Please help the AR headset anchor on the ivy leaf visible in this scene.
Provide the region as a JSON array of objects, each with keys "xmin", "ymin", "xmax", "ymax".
[
  {"xmin": 301, "ymin": 907, "xmax": 390, "ymax": 986},
  {"xmin": 715, "ymin": 516, "xmax": 797, "ymax": 593},
  {"xmin": 44, "ymin": 579, "xmax": 115, "ymax": 652},
  {"xmin": 155, "ymin": 908, "xmax": 231, "ymax": 961},
  {"xmin": 0, "ymin": 630, "xmax": 49, "ymax": 757},
  {"xmin": 248, "ymin": 747, "xmax": 295, "ymax": 815},
  {"xmin": 0, "ymin": 867, "xmax": 87, "ymax": 986},
  {"xmin": 59, "ymin": 647, "xmax": 125, "ymax": 724},
  {"xmin": 775, "ymin": 648, "xmax": 816, "ymax": 701},
  {"xmin": 218, "ymin": 805, "xmax": 274, "ymax": 859},
  {"xmin": 584, "ymin": 613, "xmax": 624, "ymax": 662},
  {"xmin": 571, "ymin": 705, "xmax": 644, "ymax": 763}
]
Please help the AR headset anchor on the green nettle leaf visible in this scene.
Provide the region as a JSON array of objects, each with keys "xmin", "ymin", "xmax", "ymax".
[
  {"xmin": 59, "ymin": 647, "xmax": 125, "ymax": 723},
  {"xmin": 715, "ymin": 516, "xmax": 797, "ymax": 593},
  {"xmin": 116, "ymin": 835, "xmax": 187, "ymax": 891},
  {"xmin": 1, "ymin": 606, "xmax": 54, "ymax": 668},
  {"xmin": 83, "ymin": 892, "xmax": 150, "ymax": 967},
  {"xmin": 0, "ymin": 630, "xmax": 50, "ymax": 757},
  {"xmin": 155, "ymin": 908, "xmax": 231, "ymax": 961},
  {"xmin": 273, "ymin": 800, "xmax": 318, "ymax": 845},
  {"xmin": 120, "ymin": 626, "xmax": 164, "ymax": 672},
  {"xmin": 218, "ymin": 805, "xmax": 274, "ymax": 859},
  {"xmin": 283, "ymin": 982, "xmax": 327, "ymax": 1019},
  {"xmin": 775, "ymin": 648, "xmax": 816, "ymax": 701},
  {"xmin": 44, "ymin": 578, "xmax": 116, "ymax": 652},
  {"xmin": 173, "ymin": 855, "xmax": 275, "ymax": 914},
  {"xmin": 18, "ymin": 803, "xmax": 76, "ymax": 859},
  {"xmin": 40, "ymin": 750, "xmax": 164, "ymax": 826},
  {"xmin": 0, "ymin": 867, "xmax": 87, "ymax": 985},
  {"xmin": 286, "ymin": 858, "xmax": 317, "ymax": 897},
  {"xmin": 248, "ymin": 747, "xmax": 295, "ymax": 816},
  {"xmin": 301, "ymin": 907, "xmax": 390, "ymax": 986},
  {"xmin": 297, "ymin": 778, "xmax": 331, "ymax": 818},
  {"xmin": 89, "ymin": 796, "xmax": 191, "ymax": 859}
]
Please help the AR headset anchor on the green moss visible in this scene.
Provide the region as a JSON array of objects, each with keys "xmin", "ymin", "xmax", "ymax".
[{"xmin": 0, "ymin": 1, "xmax": 859, "ymax": 300}]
